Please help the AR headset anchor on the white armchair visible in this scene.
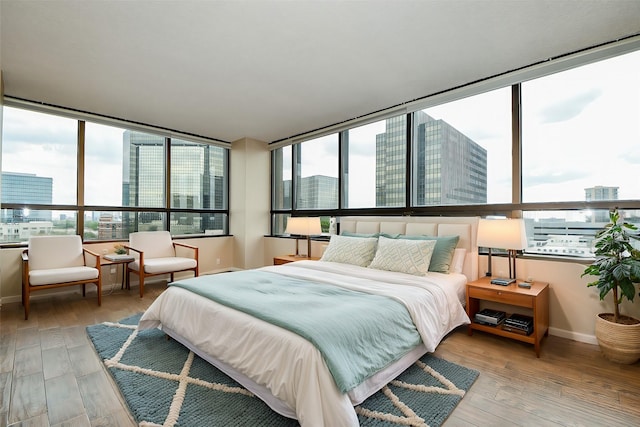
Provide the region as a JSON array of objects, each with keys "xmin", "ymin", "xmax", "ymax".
[
  {"xmin": 22, "ymin": 235, "xmax": 102, "ymax": 320},
  {"xmin": 125, "ymin": 231, "xmax": 199, "ymax": 297}
]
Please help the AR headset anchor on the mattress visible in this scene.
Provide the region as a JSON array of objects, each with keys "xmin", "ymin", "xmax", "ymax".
[{"xmin": 138, "ymin": 260, "xmax": 469, "ymax": 427}]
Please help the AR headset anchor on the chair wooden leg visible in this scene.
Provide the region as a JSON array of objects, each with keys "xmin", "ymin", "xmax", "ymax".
[
  {"xmin": 24, "ymin": 287, "xmax": 30, "ymax": 320},
  {"xmin": 139, "ymin": 273, "xmax": 144, "ymax": 298},
  {"xmin": 97, "ymin": 278, "xmax": 102, "ymax": 306},
  {"xmin": 82, "ymin": 284, "xmax": 86, "ymax": 297}
]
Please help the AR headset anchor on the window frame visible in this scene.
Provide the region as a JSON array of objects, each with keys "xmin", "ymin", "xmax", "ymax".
[
  {"xmin": 0, "ymin": 108, "xmax": 231, "ymax": 245},
  {"xmin": 269, "ymin": 38, "xmax": 640, "ymax": 262}
]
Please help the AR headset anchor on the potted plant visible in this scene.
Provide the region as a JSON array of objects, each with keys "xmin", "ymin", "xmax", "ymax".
[{"xmin": 581, "ymin": 209, "xmax": 640, "ymax": 364}]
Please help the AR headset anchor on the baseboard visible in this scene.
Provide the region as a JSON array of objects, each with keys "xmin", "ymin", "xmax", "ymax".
[
  {"xmin": 549, "ymin": 326, "xmax": 598, "ymax": 345},
  {"xmin": 0, "ymin": 271, "xmax": 243, "ymax": 306},
  {"xmin": 1, "ymin": 287, "xmax": 83, "ymax": 305},
  {"xmin": 202, "ymin": 267, "xmax": 244, "ymax": 275}
]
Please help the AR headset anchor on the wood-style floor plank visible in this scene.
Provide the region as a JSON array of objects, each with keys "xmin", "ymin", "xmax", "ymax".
[
  {"xmin": 2, "ymin": 279, "xmax": 639, "ymax": 426},
  {"xmin": 9, "ymin": 373, "xmax": 47, "ymax": 424},
  {"xmin": 76, "ymin": 370, "xmax": 130, "ymax": 424},
  {"xmin": 44, "ymin": 373, "xmax": 86, "ymax": 425}
]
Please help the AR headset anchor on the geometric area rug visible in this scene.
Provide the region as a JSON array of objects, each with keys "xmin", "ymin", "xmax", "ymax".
[{"xmin": 86, "ymin": 313, "xmax": 479, "ymax": 427}]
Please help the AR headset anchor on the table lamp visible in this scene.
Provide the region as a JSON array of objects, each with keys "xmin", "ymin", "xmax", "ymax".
[
  {"xmin": 285, "ymin": 217, "xmax": 322, "ymax": 258},
  {"xmin": 477, "ymin": 218, "xmax": 527, "ymax": 279}
]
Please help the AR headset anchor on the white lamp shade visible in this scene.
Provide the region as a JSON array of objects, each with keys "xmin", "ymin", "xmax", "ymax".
[
  {"xmin": 477, "ymin": 218, "xmax": 527, "ymax": 250},
  {"xmin": 285, "ymin": 217, "xmax": 322, "ymax": 236}
]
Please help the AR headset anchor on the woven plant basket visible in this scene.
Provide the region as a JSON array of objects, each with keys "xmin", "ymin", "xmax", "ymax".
[{"xmin": 595, "ymin": 313, "xmax": 640, "ymax": 364}]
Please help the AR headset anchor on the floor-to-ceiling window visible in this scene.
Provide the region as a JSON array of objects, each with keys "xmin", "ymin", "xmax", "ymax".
[
  {"xmin": 271, "ymin": 43, "xmax": 640, "ymax": 259},
  {"xmin": 1, "ymin": 106, "xmax": 230, "ymax": 244},
  {"xmin": 520, "ymin": 49, "xmax": 640, "ymax": 256}
]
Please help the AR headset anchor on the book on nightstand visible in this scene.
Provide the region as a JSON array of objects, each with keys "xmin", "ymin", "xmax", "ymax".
[
  {"xmin": 474, "ymin": 308, "xmax": 506, "ymax": 326},
  {"xmin": 490, "ymin": 277, "xmax": 516, "ymax": 286},
  {"xmin": 503, "ymin": 313, "xmax": 534, "ymax": 335}
]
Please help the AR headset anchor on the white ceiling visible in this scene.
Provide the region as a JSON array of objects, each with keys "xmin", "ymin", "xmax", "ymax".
[{"xmin": 2, "ymin": 1, "xmax": 639, "ymax": 144}]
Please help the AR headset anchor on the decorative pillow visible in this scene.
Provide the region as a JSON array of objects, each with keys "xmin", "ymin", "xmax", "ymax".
[
  {"xmin": 368, "ymin": 236, "xmax": 436, "ymax": 276},
  {"xmin": 341, "ymin": 231, "xmax": 379, "ymax": 238},
  {"xmin": 395, "ymin": 235, "xmax": 460, "ymax": 273},
  {"xmin": 320, "ymin": 235, "xmax": 378, "ymax": 267},
  {"xmin": 449, "ymin": 248, "xmax": 467, "ymax": 274}
]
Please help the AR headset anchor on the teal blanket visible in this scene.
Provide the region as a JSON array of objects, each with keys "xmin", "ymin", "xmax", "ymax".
[{"xmin": 169, "ymin": 270, "xmax": 422, "ymax": 393}]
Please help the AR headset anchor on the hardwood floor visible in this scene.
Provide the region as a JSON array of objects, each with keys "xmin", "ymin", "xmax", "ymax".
[
  {"xmin": 1, "ymin": 281, "xmax": 639, "ymax": 427},
  {"xmin": 1, "ymin": 282, "xmax": 165, "ymax": 427}
]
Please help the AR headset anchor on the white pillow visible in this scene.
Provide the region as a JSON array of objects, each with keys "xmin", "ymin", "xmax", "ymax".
[
  {"xmin": 320, "ymin": 235, "xmax": 378, "ymax": 267},
  {"xmin": 368, "ymin": 236, "xmax": 436, "ymax": 276},
  {"xmin": 449, "ymin": 248, "xmax": 467, "ymax": 274}
]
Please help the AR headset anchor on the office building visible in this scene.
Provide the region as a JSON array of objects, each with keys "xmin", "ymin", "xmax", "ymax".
[{"xmin": 376, "ymin": 111, "xmax": 487, "ymax": 206}]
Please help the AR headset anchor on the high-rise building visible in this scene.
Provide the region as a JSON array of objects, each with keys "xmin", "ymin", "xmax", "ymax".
[
  {"xmin": 1, "ymin": 172, "xmax": 53, "ymax": 222},
  {"xmin": 376, "ymin": 111, "xmax": 487, "ymax": 206},
  {"xmin": 122, "ymin": 131, "xmax": 226, "ymax": 232},
  {"xmin": 585, "ymin": 186, "xmax": 619, "ymax": 222},
  {"xmin": 375, "ymin": 115, "xmax": 406, "ymax": 207},
  {"xmin": 585, "ymin": 185, "xmax": 618, "ymax": 202},
  {"xmin": 296, "ymin": 175, "xmax": 338, "ymax": 209}
]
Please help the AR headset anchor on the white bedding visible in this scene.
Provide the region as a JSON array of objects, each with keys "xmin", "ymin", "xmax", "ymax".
[{"xmin": 138, "ymin": 260, "xmax": 470, "ymax": 427}]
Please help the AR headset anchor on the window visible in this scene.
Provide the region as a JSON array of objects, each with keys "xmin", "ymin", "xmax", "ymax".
[
  {"xmin": 522, "ymin": 50, "xmax": 640, "ymax": 203},
  {"xmin": 1, "ymin": 106, "xmax": 229, "ymax": 243},
  {"xmin": 85, "ymin": 122, "xmax": 127, "ymax": 206},
  {"xmin": 2, "ymin": 108, "xmax": 78, "ymax": 205},
  {"xmin": 0, "ymin": 209, "xmax": 76, "ymax": 240},
  {"xmin": 272, "ymin": 145, "xmax": 292, "ymax": 211},
  {"xmin": 520, "ymin": 50, "xmax": 640, "ymax": 256},
  {"xmin": 125, "ymin": 131, "xmax": 166, "ymax": 208},
  {"xmin": 343, "ymin": 117, "xmax": 406, "ymax": 208},
  {"xmin": 523, "ymin": 209, "xmax": 640, "ymax": 258},
  {"xmin": 412, "ymin": 88, "xmax": 511, "ymax": 206},
  {"xmin": 295, "ymin": 134, "xmax": 338, "ymax": 210},
  {"xmin": 271, "ymin": 44, "xmax": 640, "ymax": 262}
]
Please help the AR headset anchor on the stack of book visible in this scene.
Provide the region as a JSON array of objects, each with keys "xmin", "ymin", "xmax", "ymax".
[
  {"xmin": 503, "ymin": 313, "xmax": 534, "ymax": 335},
  {"xmin": 474, "ymin": 308, "xmax": 506, "ymax": 326}
]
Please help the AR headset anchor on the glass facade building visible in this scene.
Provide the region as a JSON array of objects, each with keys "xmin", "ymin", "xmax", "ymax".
[
  {"xmin": 374, "ymin": 111, "xmax": 488, "ymax": 207},
  {"xmin": 122, "ymin": 131, "xmax": 226, "ymax": 234},
  {"xmin": 374, "ymin": 116, "xmax": 406, "ymax": 207},
  {"xmin": 295, "ymin": 175, "xmax": 338, "ymax": 209},
  {"xmin": 1, "ymin": 172, "xmax": 53, "ymax": 222}
]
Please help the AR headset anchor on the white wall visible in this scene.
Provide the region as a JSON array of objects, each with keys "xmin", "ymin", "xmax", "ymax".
[{"xmin": 230, "ymin": 137, "xmax": 270, "ymax": 269}]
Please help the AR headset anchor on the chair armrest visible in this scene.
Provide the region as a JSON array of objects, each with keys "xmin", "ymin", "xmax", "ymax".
[
  {"xmin": 123, "ymin": 245, "xmax": 142, "ymax": 255},
  {"xmin": 83, "ymin": 248, "xmax": 101, "ymax": 268},
  {"xmin": 123, "ymin": 245, "xmax": 144, "ymax": 265},
  {"xmin": 173, "ymin": 242, "xmax": 197, "ymax": 250},
  {"xmin": 173, "ymin": 242, "xmax": 199, "ymax": 260}
]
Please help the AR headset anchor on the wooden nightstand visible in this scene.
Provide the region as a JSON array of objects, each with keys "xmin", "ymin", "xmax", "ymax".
[
  {"xmin": 466, "ymin": 277, "xmax": 549, "ymax": 357},
  {"xmin": 273, "ymin": 255, "xmax": 321, "ymax": 265}
]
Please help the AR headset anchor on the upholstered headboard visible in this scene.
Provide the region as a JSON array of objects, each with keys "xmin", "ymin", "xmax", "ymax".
[{"xmin": 338, "ymin": 216, "xmax": 479, "ymax": 281}]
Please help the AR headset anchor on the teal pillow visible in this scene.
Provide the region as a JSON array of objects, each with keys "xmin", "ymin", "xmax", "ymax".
[
  {"xmin": 340, "ymin": 231, "xmax": 379, "ymax": 238},
  {"xmin": 396, "ymin": 235, "xmax": 460, "ymax": 273}
]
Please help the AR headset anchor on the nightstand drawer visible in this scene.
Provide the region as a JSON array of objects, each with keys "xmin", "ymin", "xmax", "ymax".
[{"xmin": 467, "ymin": 286, "xmax": 533, "ymax": 308}]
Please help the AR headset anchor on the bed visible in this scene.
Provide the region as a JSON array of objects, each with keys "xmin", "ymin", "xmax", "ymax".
[{"xmin": 138, "ymin": 216, "xmax": 479, "ymax": 427}]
